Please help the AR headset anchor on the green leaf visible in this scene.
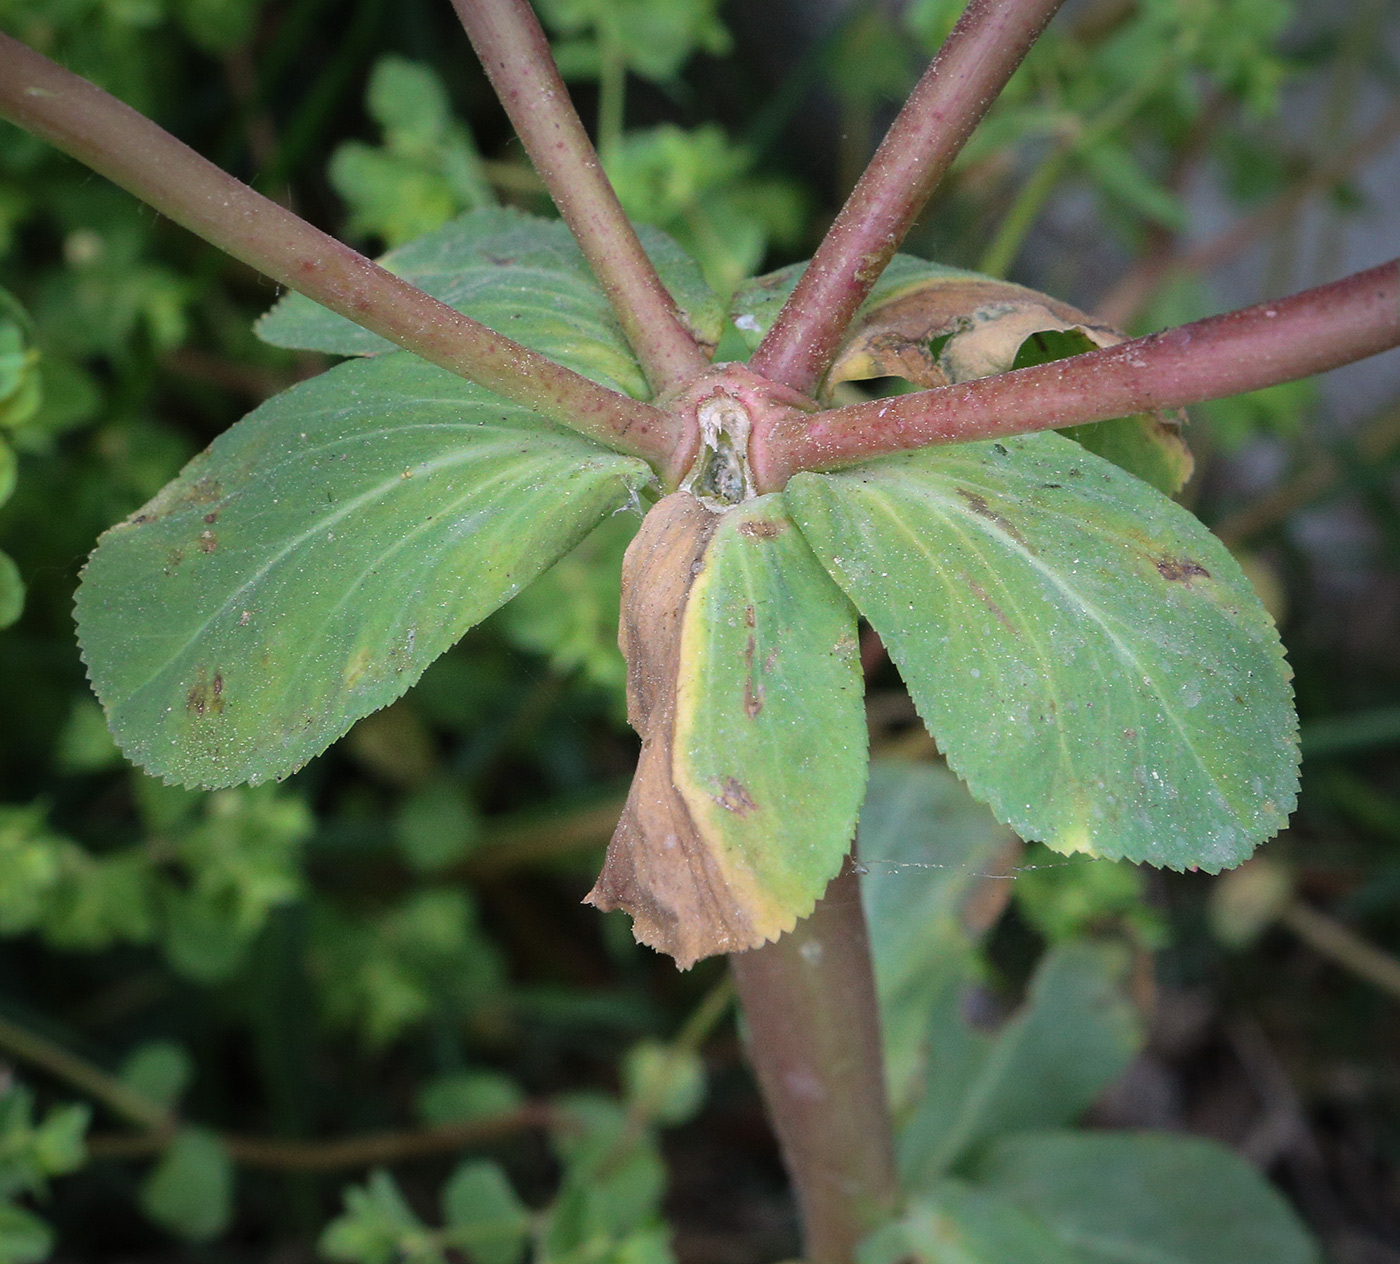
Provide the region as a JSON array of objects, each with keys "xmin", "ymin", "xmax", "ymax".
[
  {"xmin": 76, "ymin": 353, "xmax": 651, "ymax": 788},
  {"xmin": 785, "ymin": 433, "xmax": 1298, "ymax": 870},
  {"xmin": 29, "ymin": 1105, "xmax": 88, "ymax": 1179},
  {"xmin": 672, "ymin": 497, "xmax": 866, "ymax": 924},
  {"xmin": 321, "ymin": 1170, "xmax": 435, "ymax": 1264},
  {"xmin": 395, "ymin": 779, "xmax": 481, "ymax": 873},
  {"xmin": 0, "ymin": 1201, "xmax": 54, "ymax": 1264},
  {"xmin": 441, "ymin": 1161, "xmax": 530, "ymax": 1264},
  {"xmin": 604, "ymin": 125, "xmax": 806, "ymax": 297},
  {"xmin": 415, "ymin": 1071, "xmax": 525, "ymax": 1127},
  {"xmin": 139, "ymin": 1129, "xmax": 233, "ymax": 1242},
  {"xmin": 975, "ymin": 1131, "xmax": 1322, "ymax": 1264},
  {"xmin": 255, "ymin": 208, "xmax": 723, "ymax": 397},
  {"xmin": 899, "ymin": 941, "xmax": 1144, "ymax": 1186},
  {"xmin": 535, "ymin": 0, "xmax": 730, "ymax": 83},
  {"xmin": 588, "ymin": 494, "xmax": 867, "ymax": 966},
  {"xmin": 329, "ymin": 144, "xmax": 464, "ymax": 250},
  {"xmin": 119, "ymin": 1041, "xmax": 193, "ymax": 1113},
  {"xmin": 0, "ymin": 438, "xmax": 15, "ymax": 508},
  {"xmin": 1012, "ymin": 845, "xmax": 1166, "ymax": 945},
  {"xmin": 621, "ymin": 1041, "xmax": 706, "ymax": 1126},
  {"xmin": 0, "ymin": 549, "xmax": 24, "ymax": 631},
  {"xmin": 859, "ymin": 759, "xmax": 1017, "ymax": 1113},
  {"xmin": 1012, "ymin": 331, "xmax": 1191, "ymax": 498},
  {"xmin": 366, "ymin": 56, "xmax": 451, "ymax": 148},
  {"xmin": 859, "ymin": 1182, "xmax": 1090, "ymax": 1264}
]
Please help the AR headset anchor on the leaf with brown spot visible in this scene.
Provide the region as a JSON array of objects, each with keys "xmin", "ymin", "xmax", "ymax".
[
  {"xmin": 587, "ymin": 492, "xmax": 867, "ymax": 969},
  {"xmin": 730, "ymin": 255, "xmax": 1192, "ymax": 495},
  {"xmin": 76, "ymin": 353, "xmax": 650, "ymax": 789},
  {"xmin": 786, "ymin": 431, "xmax": 1298, "ymax": 874}
]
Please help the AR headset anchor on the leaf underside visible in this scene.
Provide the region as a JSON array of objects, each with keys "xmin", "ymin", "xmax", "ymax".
[
  {"xmin": 589, "ymin": 492, "xmax": 867, "ymax": 967},
  {"xmin": 786, "ymin": 432, "xmax": 1298, "ymax": 872},
  {"xmin": 256, "ymin": 207, "xmax": 724, "ymax": 399},
  {"xmin": 76, "ymin": 353, "xmax": 651, "ymax": 788}
]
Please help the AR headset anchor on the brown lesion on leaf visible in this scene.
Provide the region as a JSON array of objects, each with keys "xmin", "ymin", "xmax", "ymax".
[
  {"xmin": 1157, "ymin": 557, "xmax": 1211, "ymax": 583},
  {"xmin": 712, "ymin": 777, "xmax": 757, "ymax": 815},
  {"xmin": 198, "ymin": 530, "xmax": 218, "ymax": 554},
  {"xmin": 828, "ymin": 279, "xmax": 1120, "ymax": 393},
  {"xmin": 122, "ymin": 470, "xmax": 225, "ymax": 531},
  {"xmin": 737, "ymin": 517, "xmax": 784, "ymax": 539},
  {"xmin": 186, "ymin": 669, "xmax": 226, "ymax": 718},
  {"xmin": 956, "ymin": 488, "xmax": 1030, "ymax": 549},
  {"xmin": 743, "ymin": 633, "xmax": 764, "ymax": 718},
  {"xmin": 966, "ymin": 576, "xmax": 1017, "ymax": 634}
]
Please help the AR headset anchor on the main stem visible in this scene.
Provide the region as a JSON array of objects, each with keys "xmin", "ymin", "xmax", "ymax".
[
  {"xmin": 730, "ymin": 859, "xmax": 898, "ymax": 1264},
  {"xmin": 0, "ymin": 33, "xmax": 675, "ymax": 462},
  {"xmin": 750, "ymin": 0, "xmax": 1067, "ymax": 395},
  {"xmin": 450, "ymin": 0, "xmax": 711, "ymax": 396}
]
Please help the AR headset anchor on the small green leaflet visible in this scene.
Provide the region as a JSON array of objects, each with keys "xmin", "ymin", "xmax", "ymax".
[
  {"xmin": 785, "ymin": 432, "xmax": 1298, "ymax": 871},
  {"xmin": 256, "ymin": 207, "xmax": 723, "ymax": 399},
  {"xmin": 76, "ymin": 353, "xmax": 651, "ymax": 788}
]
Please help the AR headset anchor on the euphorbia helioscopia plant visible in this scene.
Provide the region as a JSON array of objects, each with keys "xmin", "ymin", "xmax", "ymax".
[{"xmin": 2, "ymin": 0, "xmax": 1397, "ymax": 1260}]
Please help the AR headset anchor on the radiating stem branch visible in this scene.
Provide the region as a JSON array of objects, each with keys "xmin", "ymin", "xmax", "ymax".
[
  {"xmin": 730, "ymin": 859, "xmax": 898, "ymax": 1264},
  {"xmin": 749, "ymin": 0, "xmax": 1067, "ymax": 396},
  {"xmin": 755, "ymin": 258, "xmax": 1400, "ymax": 489},
  {"xmin": 0, "ymin": 32, "xmax": 675, "ymax": 463},
  {"xmin": 449, "ymin": 0, "xmax": 711, "ymax": 396}
]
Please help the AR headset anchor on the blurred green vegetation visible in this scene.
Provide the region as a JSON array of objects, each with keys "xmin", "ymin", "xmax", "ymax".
[{"xmin": 0, "ymin": 0, "xmax": 1397, "ymax": 1260}]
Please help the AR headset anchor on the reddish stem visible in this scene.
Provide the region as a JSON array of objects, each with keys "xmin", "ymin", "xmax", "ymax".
[
  {"xmin": 730, "ymin": 859, "xmax": 898, "ymax": 1264},
  {"xmin": 749, "ymin": 0, "xmax": 1066, "ymax": 396},
  {"xmin": 754, "ymin": 259, "xmax": 1400, "ymax": 489},
  {"xmin": 450, "ymin": 0, "xmax": 711, "ymax": 397},
  {"xmin": 0, "ymin": 32, "xmax": 675, "ymax": 463}
]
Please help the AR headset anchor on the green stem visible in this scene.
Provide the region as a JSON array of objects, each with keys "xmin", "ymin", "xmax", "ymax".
[
  {"xmin": 978, "ymin": 143, "xmax": 1073, "ymax": 278},
  {"xmin": 87, "ymin": 1106, "xmax": 556, "ymax": 1169},
  {"xmin": 729, "ymin": 859, "xmax": 898, "ymax": 1264},
  {"xmin": 449, "ymin": 0, "xmax": 711, "ymax": 397},
  {"xmin": 749, "ymin": 0, "xmax": 1068, "ymax": 396},
  {"xmin": 0, "ymin": 1011, "xmax": 171, "ymax": 1131},
  {"xmin": 0, "ymin": 32, "xmax": 674, "ymax": 464},
  {"xmin": 979, "ymin": 55, "xmax": 1174, "ymax": 278}
]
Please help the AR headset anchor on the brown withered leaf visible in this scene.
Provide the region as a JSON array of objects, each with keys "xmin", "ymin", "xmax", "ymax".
[
  {"xmin": 587, "ymin": 491, "xmax": 866, "ymax": 968},
  {"xmin": 827, "ymin": 273, "xmax": 1193, "ymax": 496}
]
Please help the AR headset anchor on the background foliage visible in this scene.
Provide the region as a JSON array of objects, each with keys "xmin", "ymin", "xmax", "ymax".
[{"xmin": 0, "ymin": 0, "xmax": 1398, "ymax": 1260}]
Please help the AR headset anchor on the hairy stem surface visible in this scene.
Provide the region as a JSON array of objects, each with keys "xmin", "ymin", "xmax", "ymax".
[
  {"xmin": 0, "ymin": 33, "xmax": 675, "ymax": 461},
  {"xmin": 730, "ymin": 859, "xmax": 898, "ymax": 1264},
  {"xmin": 750, "ymin": 0, "xmax": 1066, "ymax": 395},
  {"xmin": 755, "ymin": 258, "xmax": 1400, "ymax": 488},
  {"xmin": 450, "ymin": 0, "xmax": 710, "ymax": 396}
]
